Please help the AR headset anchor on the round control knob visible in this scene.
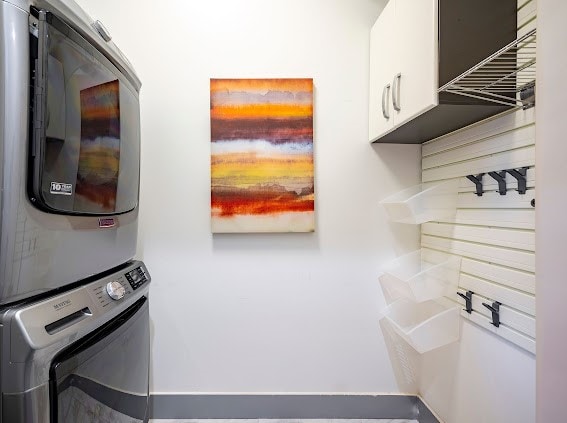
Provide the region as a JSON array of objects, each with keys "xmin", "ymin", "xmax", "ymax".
[{"xmin": 106, "ymin": 281, "xmax": 126, "ymax": 300}]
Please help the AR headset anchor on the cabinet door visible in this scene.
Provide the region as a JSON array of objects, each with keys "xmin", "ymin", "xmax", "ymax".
[
  {"xmin": 368, "ymin": 0, "xmax": 396, "ymax": 142},
  {"xmin": 392, "ymin": 0, "xmax": 438, "ymax": 128}
]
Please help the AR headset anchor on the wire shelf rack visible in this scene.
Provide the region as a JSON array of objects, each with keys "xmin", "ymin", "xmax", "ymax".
[{"xmin": 438, "ymin": 29, "xmax": 536, "ymax": 108}]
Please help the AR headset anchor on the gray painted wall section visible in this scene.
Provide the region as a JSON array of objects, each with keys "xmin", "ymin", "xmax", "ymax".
[{"xmin": 150, "ymin": 394, "xmax": 438, "ymax": 423}]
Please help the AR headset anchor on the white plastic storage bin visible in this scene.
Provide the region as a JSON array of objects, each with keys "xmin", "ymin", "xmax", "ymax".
[
  {"xmin": 380, "ymin": 180, "xmax": 459, "ymax": 224},
  {"xmin": 382, "ymin": 297, "xmax": 460, "ymax": 353},
  {"xmin": 379, "ymin": 250, "xmax": 461, "ymax": 303}
]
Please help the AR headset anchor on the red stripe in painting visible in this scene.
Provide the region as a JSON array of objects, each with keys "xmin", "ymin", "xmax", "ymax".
[{"xmin": 211, "ymin": 186, "xmax": 314, "ymax": 217}]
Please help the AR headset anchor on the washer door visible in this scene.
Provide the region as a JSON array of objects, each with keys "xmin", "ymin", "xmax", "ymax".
[{"xmin": 49, "ymin": 297, "xmax": 149, "ymax": 423}]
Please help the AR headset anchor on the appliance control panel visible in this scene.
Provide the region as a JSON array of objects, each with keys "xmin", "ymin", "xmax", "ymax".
[
  {"xmin": 106, "ymin": 280, "xmax": 126, "ymax": 300},
  {"xmin": 89, "ymin": 263, "xmax": 150, "ymax": 307},
  {"xmin": 9, "ymin": 261, "xmax": 150, "ymax": 355},
  {"xmin": 125, "ymin": 266, "xmax": 149, "ymax": 290},
  {"xmin": 91, "ymin": 275, "xmax": 132, "ymax": 307}
]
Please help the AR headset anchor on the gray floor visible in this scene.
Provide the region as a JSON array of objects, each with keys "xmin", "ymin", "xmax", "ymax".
[{"xmin": 149, "ymin": 420, "xmax": 418, "ymax": 423}]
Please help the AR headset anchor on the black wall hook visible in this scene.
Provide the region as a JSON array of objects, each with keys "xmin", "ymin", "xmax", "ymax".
[
  {"xmin": 457, "ymin": 290, "xmax": 474, "ymax": 314},
  {"xmin": 482, "ymin": 301, "xmax": 501, "ymax": 327},
  {"xmin": 488, "ymin": 171, "xmax": 507, "ymax": 195},
  {"xmin": 466, "ymin": 174, "xmax": 485, "ymax": 196},
  {"xmin": 505, "ymin": 167, "xmax": 528, "ymax": 194}
]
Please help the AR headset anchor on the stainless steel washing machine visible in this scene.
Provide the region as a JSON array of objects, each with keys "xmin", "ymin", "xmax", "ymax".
[{"xmin": 0, "ymin": 260, "xmax": 151, "ymax": 423}]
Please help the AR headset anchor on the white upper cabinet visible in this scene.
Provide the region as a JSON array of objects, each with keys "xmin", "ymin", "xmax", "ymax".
[
  {"xmin": 369, "ymin": 0, "xmax": 437, "ymax": 142},
  {"xmin": 369, "ymin": 0, "xmax": 396, "ymax": 139},
  {"xmin": 393, "ymin": 0, "xmax": 437, "ymax": 127},
  {"xmin": 369, "ymin": 0, "xmax": 518, "ymax": 144}
]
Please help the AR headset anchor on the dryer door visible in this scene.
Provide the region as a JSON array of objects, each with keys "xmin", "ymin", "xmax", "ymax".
[
  {"xmin": 49, "ymin": 297, "xmax": 149, "ymax": 423},
  {"xmin": 30, "ymin": 9, "xmax": 141, "ymax": 216}
]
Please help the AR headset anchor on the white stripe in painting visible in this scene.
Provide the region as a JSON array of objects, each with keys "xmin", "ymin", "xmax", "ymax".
[
  {"xmin": 211, "ymin": 90, "xmax": 313, "ymax": 105},
  {"xmin": 211, "ymin": 139, "xmax": 313, "ymax": 155},
  {"xmin": 211, "ymin": 211, "xmax": 315, "ymax": 233}
]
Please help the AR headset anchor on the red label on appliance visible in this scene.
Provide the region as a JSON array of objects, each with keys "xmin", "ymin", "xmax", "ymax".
[{"xmin": 98, "ymin": 218, "xmax": 116, "ymax": 228}]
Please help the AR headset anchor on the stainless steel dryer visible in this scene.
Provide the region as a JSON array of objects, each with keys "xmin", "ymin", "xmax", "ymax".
[
  {"xmin": 0, "ymin": 0, "xmax": 143, "ymax": 304},
  {"xmin": 0, "ymin": 260, "xmax": 151, "ymax": 423}
]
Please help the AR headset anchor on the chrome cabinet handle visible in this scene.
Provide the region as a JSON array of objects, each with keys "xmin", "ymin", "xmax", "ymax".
[
  {"xmin": 392, "ymin": 73, "xmax": 401, "ymax": 111},
  {"xmin": 382, "ymin": 83, "xmax": 391, "ymax": 119}
]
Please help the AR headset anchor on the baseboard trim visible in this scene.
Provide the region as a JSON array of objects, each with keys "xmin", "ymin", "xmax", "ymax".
[{"xmin": 150, "ymin": 394, "xmax": 439, "ymax": 422}]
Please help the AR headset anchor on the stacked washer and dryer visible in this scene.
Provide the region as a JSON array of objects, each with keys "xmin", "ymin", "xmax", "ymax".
[{"xmin": 0, "ymin": 0, "xmax": 150, "ymax": 422}]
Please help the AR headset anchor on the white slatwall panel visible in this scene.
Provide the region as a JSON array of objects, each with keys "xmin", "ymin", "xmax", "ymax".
[
  {"xmin": 422, "ymin": 236, "xmax": 535, "ymax": 273},
  {"xmin": 422, "ymin": 108, "xmax": 535, "ymax": 157},
  {"xmin": 459, "ymin": 274, "xmax": 535, "ymax": 315},
  {"xmin": 460, "ymin": 258, "xmax": 535, "ymax": 294},
  {"xmin": 457, "ymin": 289, "xmax": 536, "ymax": 338},
  {"xmin": 422, "ymin": 145, "xmax": 534, "ymax": 183},
  {"xmin": 422, "ymin": 223, "xmax": 535, "ymax": 251},
  {"xmin": 421, "ymin": 0, "xmax": 536, "ymax": 354},
  {"xmin": 457, "ymin": 188, "xmax": 535, "ymax": 209},
  {"xmin": 461, "ymin": 310, "xmax": 536, "ymax": 354},
  {"xmin": 422, "ymin": 105, "xmax": 535, "ymax": 351},
  {"xmin": 437, "ymin": 209, "xmax": 534, "ymax": 230},
  {"xmin": 518, "ymin": 0, "xmax": 537, "ymax": 37},
  {"xmin": 421, "ymin": 125, "xmax": 535, "ymax": 170}
]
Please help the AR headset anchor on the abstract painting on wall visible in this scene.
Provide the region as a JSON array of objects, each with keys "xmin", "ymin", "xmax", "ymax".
[{"xmin": 210, "ymin": 78, "xmax": 314, "ymax": 233}]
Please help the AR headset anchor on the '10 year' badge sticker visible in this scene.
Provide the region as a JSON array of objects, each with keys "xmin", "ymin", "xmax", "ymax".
[{"xmin": 50, "ymin": 182, "xmax": 73, "ymax": 195}]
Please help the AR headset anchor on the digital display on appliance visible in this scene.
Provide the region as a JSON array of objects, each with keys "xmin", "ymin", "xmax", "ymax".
[{"xmin": 75, "ymin": 80, "xmax": 121, "ymax": 213}]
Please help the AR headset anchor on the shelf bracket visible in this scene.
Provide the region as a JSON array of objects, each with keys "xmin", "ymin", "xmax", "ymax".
[
  {"xmin": 520, "ymin": 81, "xmax": 535, "ymax": 109},
  {"xmin": 457, "ymin": 290, "xmax": 474, "ymax": 314},
  {"xmin": 488, "ymin": 171, "xmax": 507, "ymax": 195},
  {"xmin": 466, "ymin": 174, "xmax": 485, "ymax": 196},
  {"xmin": 482, "ymin": 301, "xmax": 501, "ymax": 328},
  {"xmin": 505, "ymin": 167, "xmax": 528, "ymax": 194},
  {"xmin": 438, "ymin": 29, "xmax": 536, "ymax": 110}
]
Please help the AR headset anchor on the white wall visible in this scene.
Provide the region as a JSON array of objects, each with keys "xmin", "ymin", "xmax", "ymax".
[
  {"xmin": 76, "ymin": 0, "xmax": 422, "ymax": 393},
  {"xmin": 417, "ymin": 107, "xmax": 537, "ymax": 423},
  {"xmin": 420, "ymin": 320, "xmax": 535, "ymax": 423},
  {"xmin": 536, "ymin": 0, "xmax": 567, "ymax": 420}
]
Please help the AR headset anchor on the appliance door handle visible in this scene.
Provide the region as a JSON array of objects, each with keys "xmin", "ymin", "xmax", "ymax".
[
  {"xmin": 45, "ymin": 307, "xmax": 92, "ymax": 335},
  {"xmin": 51, "ymin": 297, "xmax": 148, "ymax": 377},
  {"xmin": 382, "ymin": 83, "xmax": 391, "ymax": 119},
  {"xmin": 92, "ymin": 20, "xmax": 112, "ymax": 42},
  {"xmin": 392, "ymin": 73, "xmax": 401, "ymax": 112}
]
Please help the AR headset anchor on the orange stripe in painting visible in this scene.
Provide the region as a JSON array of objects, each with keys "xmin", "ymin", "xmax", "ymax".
[
  {"xmin": 211, "ymin": 78, "xmax": 313, "ymax": 93},
  {"xmin": 211, "ymin": 186, "xmax": 314, "ymax": 217},
  {"xmin": 211, "ymin": 104, "xmax": 313, "ymax": 120}
]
